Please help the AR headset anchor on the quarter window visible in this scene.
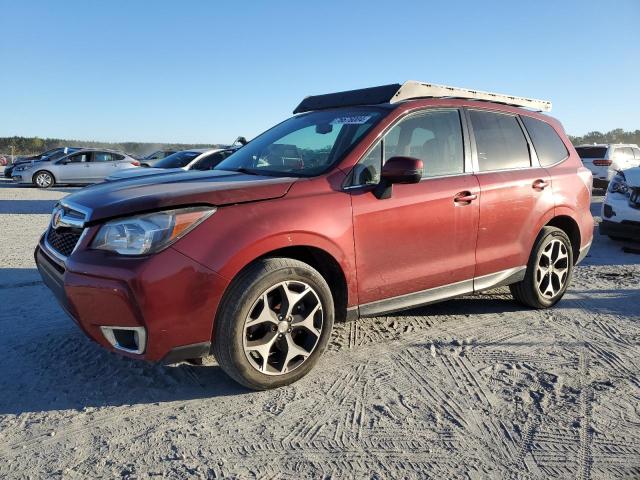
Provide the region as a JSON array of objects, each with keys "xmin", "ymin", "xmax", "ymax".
[
  {"xmin": 469, "ymin": 110, "xmax": 531, "ymax": 171},
  {"xmin": 521, "ymin": 116, "xmax": 568, "ymax": 166},
  {"xmin": 352, "ymin": 142, "xmax": 382, "ymax": 185}
]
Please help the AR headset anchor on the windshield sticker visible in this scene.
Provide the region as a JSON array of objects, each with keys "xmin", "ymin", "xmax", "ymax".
[{"xmin": 330, "ymin": 115, "xmax": 372, "ymax": 125}]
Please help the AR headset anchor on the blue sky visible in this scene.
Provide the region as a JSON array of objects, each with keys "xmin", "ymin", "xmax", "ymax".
[{"xmin": 0, "ymin": 0, "xmax": 638, "ymax": 143}]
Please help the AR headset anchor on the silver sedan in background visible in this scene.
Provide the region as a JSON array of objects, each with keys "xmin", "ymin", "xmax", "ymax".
[{"xmin": 11, "ymin": 149, "xmax": 140, "ymax": 188}]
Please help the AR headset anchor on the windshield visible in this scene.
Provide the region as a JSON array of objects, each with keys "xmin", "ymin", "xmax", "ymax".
[
  {"xmin": 215, "ymin": 108, "xmax": 386, "ymax": 177},
  {"xmin": 154, "ymin": 151, "xmax": 202, "ymax": 169},
  {"xmin": 47, "ymin": 148, "xmax": 78, "ymax": 161}
]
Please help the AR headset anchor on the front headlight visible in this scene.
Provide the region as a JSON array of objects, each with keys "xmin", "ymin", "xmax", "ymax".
[
  {"xmin": 91, "ymin": 206, "xmax": 215, "ymax": 255},
  {"xmin": 608, "ymin": 172, "xmax": 629, "ymax": 196},
  {"xmin": 14, "ymin": 165, "xmax": 28, "ymax": 172}
]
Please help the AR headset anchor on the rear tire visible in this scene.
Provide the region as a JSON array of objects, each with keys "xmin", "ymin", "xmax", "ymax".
[
  {"xmin": 510, "ymin": 227, "xmax": 573, "ymax": 309},
  {"xmin": 33, "ymin": 170, "xmax": 55, "ymax": 188},
  {"xmin": 213, "ymin": 257, "xmax": 334, "ymax": 390}
]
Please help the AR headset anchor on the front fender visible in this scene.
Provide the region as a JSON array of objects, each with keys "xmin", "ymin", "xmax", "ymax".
[{"xmin": 172, "ymin": 188, "xmax": 358, "ymax": 306}]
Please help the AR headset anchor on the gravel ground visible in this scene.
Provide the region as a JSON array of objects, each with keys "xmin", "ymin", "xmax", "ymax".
[{"xmin": 0, "ymin": 174, "xmax": 638, "ymax": 479}]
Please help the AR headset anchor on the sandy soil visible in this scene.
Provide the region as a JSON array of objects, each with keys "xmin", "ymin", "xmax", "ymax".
[{"xmin": 0, "ymin": 175, "xmax": 638, "ymax": 479}]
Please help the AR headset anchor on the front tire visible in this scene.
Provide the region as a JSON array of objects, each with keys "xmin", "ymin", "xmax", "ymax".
[
  {"xmin": 33, "ymin": 170, "xmax": 55, "ymax": 188},
  {"xmin": 510, "ymin": 227, "xmax": 573, "ymax": 309},
  {"xmin": 213, "ymin": 257, "xmax": 334, "ymax": 390}
]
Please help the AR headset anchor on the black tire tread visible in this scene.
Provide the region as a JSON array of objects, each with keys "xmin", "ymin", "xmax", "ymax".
[
  {"xmin": 509, "ymin": 226, "xmax": 573, "ymax": 309},
  {"xmin": 33, "ymin": 170, "xmax": 55, "ymax": 188},
  {"xmin": 212, "ymin": 257, "xmax": 333, "ymax": 390}
]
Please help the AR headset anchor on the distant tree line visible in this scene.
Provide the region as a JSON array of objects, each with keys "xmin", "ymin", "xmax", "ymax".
[
  {"xmin": 2, "ymin": 128, "xmax": 639, "ymax": 158},
  {"xmin": 568, "ymin": 129, "xmax": 640, "ymax": 146},
  {"xmin": 0, "ymin": 136, "xmax": 225, "ymax": 157}
]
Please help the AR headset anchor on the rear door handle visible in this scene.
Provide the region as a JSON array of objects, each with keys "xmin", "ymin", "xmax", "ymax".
[
  {"xmin": 532, "ymin": 179, "xmax": 549, "ymax": 190},
  {"xmin": 454, "ymin": 191, "xmax": 478, "ymax": 204}
]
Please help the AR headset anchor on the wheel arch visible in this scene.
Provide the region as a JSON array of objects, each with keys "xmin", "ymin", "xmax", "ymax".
[
  {"xmin": 545, "ymin": 215, "xmax": 581, "ymax": 263},
  {"xmin": 33, "ymin": 169, "xmax": 56, "ymax": 187},
  {"xmin": 221, "ymin": 244, "xmax": 352, "ymax": 324}
]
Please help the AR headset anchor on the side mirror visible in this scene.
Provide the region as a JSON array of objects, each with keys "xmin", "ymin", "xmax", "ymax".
[
  {"xmin": 381, "ymin": 156, "xmax": 423, "ymax": 184},
  {"xmin": 374, "ymin": 156, "xmax": 423, "ymax": 199}
]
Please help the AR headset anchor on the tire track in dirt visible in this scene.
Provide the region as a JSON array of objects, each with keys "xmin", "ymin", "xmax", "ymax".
[{"xmin": 578, "ymin": 350, "xmax": 593, "ymax": 480}]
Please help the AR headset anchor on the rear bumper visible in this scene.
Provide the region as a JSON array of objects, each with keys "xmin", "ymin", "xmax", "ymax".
[
  {"xmin": 35, "ymin": 238, "xmax": 229, "ymax": 362},
  {"xmin": 600, "ymin": 220, "xmax": 640, "ymax": 241}
]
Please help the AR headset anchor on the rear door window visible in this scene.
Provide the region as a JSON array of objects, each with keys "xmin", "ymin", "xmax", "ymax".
[
  {"xmin": 92, "ymin": 152, "xmax": 114, "ymax": 162},
  {"xmin": 521, "ymin": 116, "xmax": 568, "ymax": 166},
  {"xmin": 468, "ymin": 110, "xmax": 530, "ymax": 171},
  {"xmin": 633, "ymin": 148, "xmax": 640, "ymax": 160}
]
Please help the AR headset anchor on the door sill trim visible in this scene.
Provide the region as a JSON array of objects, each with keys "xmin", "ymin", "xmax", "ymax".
[
  {"xmin": 473, "ymin": 266, "xmax": 526, "ymax": 292},
  {"xmin": 358, "ymin": 266, "xmax": 526, "ymax": 317}
]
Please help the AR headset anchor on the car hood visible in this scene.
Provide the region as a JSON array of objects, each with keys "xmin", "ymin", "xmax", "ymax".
[
  {"xmin": 107, "ymin": 167, "xmax": 183, "ymax": 181},
  {"xmin": 622, "ymin": 167, "xmax": 640, "ymax": 187},
  {"xmin": 15, "ymin": 158, "xmax": 44, "ymax": 166},
  {"xmin": 62, "ymin": 169, "xmax": 297, "ymax": 223}
]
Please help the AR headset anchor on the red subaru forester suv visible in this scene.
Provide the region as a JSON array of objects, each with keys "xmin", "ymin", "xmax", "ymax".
[{"xmin": 35, "ymin": 82, "xmax": 593, "ymax": 389}]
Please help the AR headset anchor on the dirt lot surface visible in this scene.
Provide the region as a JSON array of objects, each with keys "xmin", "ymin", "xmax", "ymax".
[{"xmin": 0, "ymin": 175, "xmax": 638, "ymax": 479}]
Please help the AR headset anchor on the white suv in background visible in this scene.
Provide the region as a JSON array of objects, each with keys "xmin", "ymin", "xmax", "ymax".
[
  {"xmin": 575, "ymin": 143, "xmax": 640, "ymax": 188},
  {"xmin": 601, "ymin": 166, "xmax": 640, "ymax": 241}
]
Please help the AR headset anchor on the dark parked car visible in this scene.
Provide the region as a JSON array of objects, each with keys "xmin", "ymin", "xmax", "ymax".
[
  {"xmin": 106, "ymin": 148, "xmax": 237, "ymax": 181},
  {"xmin": 139, "ymin": 150, "xmax": 177, "ymax": 167},
  {"xmin": 35, "ymin": 82, "xmax": 593, "ymax": 390}
]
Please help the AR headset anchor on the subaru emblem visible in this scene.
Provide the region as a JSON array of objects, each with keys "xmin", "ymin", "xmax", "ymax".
[{"xmin": 52, "ymin": 208, "xmax": 63, "ymax": 229}]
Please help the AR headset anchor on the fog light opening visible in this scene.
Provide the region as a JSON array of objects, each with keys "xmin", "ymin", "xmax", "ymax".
[{"xmin": 100, "ymin": 326, "xmax": 146, "ymax": 354}]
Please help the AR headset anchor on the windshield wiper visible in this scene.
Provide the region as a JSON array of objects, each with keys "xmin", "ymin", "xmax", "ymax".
[
  {"xmin": 217, "ymin": 167, "xmax": 300, "ymax": 177},
  {"xmin": 230, "ymin": 167, "xmax": 262, "ymax": 175}
]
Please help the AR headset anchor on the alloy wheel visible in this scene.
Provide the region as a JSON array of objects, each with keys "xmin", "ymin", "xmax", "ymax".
[
  {"xmin": 536, "ymin": 239, "xmax": 569, "ymax": 298},
  {"xmin": 242, "ymin": 280, "xmax": 323, "ymax": 375},
  {"xmin": 36, "ymin": 172, "xmax": 52, "ymax": 188}
]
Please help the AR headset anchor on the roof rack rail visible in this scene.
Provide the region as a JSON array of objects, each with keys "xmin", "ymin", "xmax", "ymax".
[
  {"xmin": 392, "ymin": 81, "xmax": 552, "ymax": 112},
  {"xmin": 293, "ymin": 81, "xmax": 552, "ymax": 114}
]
